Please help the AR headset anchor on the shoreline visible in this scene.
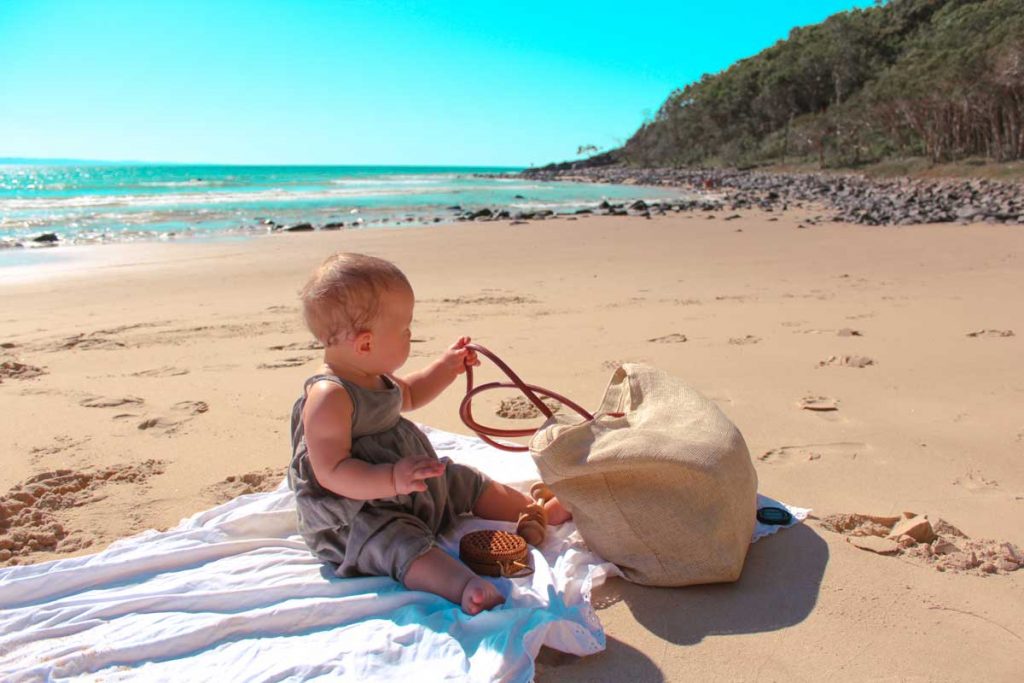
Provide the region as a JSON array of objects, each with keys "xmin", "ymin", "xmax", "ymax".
[
  {"xmin": 0, "ymin": 164, "xmax": 686, "ymax": 251},
  {"xmin": 9, "ymin": 162, "xmax": 1023, "ymax": 260}
]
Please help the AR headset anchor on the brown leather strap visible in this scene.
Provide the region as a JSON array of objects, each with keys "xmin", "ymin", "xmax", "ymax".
[{"xmin": 459, "ymin": 343, "xmax": 594, "ymax": 451}]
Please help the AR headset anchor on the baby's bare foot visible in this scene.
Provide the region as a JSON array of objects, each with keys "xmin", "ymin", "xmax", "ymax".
[
  {"xmin": 544, "ymin": 497, "xmax": 573, "ymax": 525},
  {"xmin": 460, "ymin": 576, "xmax": 505, "ymax": 615}
]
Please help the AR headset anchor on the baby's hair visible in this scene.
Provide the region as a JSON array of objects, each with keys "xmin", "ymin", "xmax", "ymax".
[{"xmin": 300, "ymin": 252, "xmax": 411, "ymax": 346}]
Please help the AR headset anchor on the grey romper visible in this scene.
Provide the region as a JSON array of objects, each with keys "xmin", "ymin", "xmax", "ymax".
[{"xmin": 288, "ymin": 373, "xmax": 492, "ymax": 582}]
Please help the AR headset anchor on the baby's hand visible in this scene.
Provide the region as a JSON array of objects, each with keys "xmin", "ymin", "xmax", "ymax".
[
  {"xmin": 442, "ymin": 336, "xmax": 480, "ymax": 376},
  {"xmin": 392, "ymin": 455, "xmax": 445, "ymax": 495}
]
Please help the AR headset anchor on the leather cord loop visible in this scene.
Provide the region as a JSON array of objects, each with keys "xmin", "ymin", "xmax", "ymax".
[{"xmin": 459, "ymin": 343, "xmax": 594, "ymax": 451}]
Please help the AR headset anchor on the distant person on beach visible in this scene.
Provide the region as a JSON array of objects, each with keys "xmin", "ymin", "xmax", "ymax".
[{"xmin": 288, "ymin": 252, "xmax": 571, "ymax": 614}]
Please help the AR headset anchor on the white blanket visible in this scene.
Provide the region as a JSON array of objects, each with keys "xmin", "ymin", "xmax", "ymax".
[{"xmin": 0, "ymin": 426, "xmax": 807, "ymax": 682}]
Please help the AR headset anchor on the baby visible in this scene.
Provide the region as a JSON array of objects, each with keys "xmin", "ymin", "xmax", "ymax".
[{"xmin": 288, "ymin": 252, "xmax": 570, "ymax": 615}]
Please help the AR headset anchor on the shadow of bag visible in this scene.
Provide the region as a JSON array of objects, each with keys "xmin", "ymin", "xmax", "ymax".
[{"xmin": 529, "ymin": 363, "xmax": 758, "ymax": 587}]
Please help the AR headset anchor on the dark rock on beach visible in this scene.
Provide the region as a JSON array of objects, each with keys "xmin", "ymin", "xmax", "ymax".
[{"xmin": 516, "ymin": 166, "xmax": 1024, "ymax": 227}]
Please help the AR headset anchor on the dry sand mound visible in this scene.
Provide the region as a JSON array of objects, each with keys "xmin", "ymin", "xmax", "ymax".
[
  {"xmin": 821, "ymin": 512, "xmax": 1022, "ymax": 576},
  {"xmin": 205, "ymin": 467, "xmax": 286, "ymax": 502},
  {"xmin": 0, "ymin": 460, "xmax": 166, "ymax": 565}
]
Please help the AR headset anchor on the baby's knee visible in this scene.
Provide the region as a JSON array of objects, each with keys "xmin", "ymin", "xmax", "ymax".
[{"xmin": 354, "ymin": 516, "xmax": 435, "ymax": 582}]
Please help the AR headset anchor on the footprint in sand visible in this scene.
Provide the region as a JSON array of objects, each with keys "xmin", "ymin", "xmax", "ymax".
[
  {"xmin": 440, "ymin": 295, "xmax": 540, "ymax": 306},
  {"xmin": 495, "ymin": 395, "xmax": 561, "ymax": 420},
  {"xmin": 28, "ymin": 435, "xmax": 91, "ymax": 465},
  {"xmin": 0, "ymin": 460, "xmax": 166, "ymax": 565},
  {"xmin": 799, "ymin": 395, "xmax": 839, "ymax": 411},
  {"xmin": 728, "ymin": 335, "xmax": 761, "ymax": 345},
  {"xmin": 173, "ymin": 400, "xmax": 209, "ymax": 415},
  {"xmin": 816, "ymin": 355, "xmax": 875, "ymax": 369},
  {"xmin": 136, "ymin": 401, "xmax": 208, "ymax": 433},
  {"xmin": 137, "ymin": 417, "xmax": 177, "ymax": 431},
  {"xmin": 130, "ymin": 366, "xmax": 190, "ymax": 378},
  {"xmin": 966, "ymin": 329, "xmax": 1015, "ymax": 338},
  {"xmin": 647, "ymin": 333, "xmax": 688, "ymax": 343},
  {"xmin": 79, "ymin": 395, "xmax": 144, "ymax": 408},
  {"xmin": 820, "ymin": 512, "xmax": 1021, "ymax": 575},
  {"xmin": 57, "ymin": 333, "xmax": 126, "ymax": 350},
  {"xmin": 258, "ymin": 355, "xmax": 316, "ymax": 369},
  {"xmin": 758, "ymin": 441, "xmax": 865, "ymax": 464},
  {"xmin": 204, "ymin": 467, "xmax": 285, "ymax": 503},
  {"xmin": 837, "ymin": 328, "xmax": 863, "ymax": 337},
  {"xmin": 0, "ymin": 361, "xmax": 46, "ymax": 383},
  {"xmin": 268, "ymin": 341, "xmax": 323, "ymax": 351},
  {"xmin": 93, "ymin": 321, "xmax": 170, "ymax": 336},
  {"xmin": 953, "ymin": 469, "xmax": 999, "ymax": 491}
]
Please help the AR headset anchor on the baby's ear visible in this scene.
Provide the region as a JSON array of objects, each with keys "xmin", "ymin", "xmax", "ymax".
[{"xmin": 354, "ymin": 330, "xmax": 373, "ymax": 354}]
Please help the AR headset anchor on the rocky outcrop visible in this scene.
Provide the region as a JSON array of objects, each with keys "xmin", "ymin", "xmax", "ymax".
[{"xmin": 519, "ymin": 166, "xmax": 1024, "ymax": 226}]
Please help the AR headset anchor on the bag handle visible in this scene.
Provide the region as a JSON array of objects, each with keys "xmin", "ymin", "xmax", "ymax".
[{"xmin": 459, "ymin": 343, "xmax": 594, "ymax": 452}]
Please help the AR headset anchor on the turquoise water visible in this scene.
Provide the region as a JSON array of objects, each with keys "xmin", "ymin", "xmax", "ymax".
[{"xmin": 0, "ymin": 164, "xmax": 686, "ymax": 251}]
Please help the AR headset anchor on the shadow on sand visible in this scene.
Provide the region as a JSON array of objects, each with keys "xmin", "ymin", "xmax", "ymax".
[{"xmin": 537, "ymin": 523, "xmax": 829, "ymax": 681}]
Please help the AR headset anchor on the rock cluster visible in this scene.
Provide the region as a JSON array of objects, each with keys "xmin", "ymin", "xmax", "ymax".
[
  {"xmin": 450, "ymin": 197, "xmax": 725, "ymax": 223},
  {"xmin": 821, "ymin": 511, "xmax": 1022, "ymax": 575},
  {"xmin": 519, "ymin": 166, "xmax": 1024, "ymax": 226}
]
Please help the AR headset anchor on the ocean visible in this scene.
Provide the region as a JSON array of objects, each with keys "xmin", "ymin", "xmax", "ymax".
[{"xmin": 0, "ymin": 164, "xmax": 686, "ymax": 257}]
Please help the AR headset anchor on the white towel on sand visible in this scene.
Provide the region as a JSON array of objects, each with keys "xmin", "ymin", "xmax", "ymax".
[{"xmin": 0, "ymin": 426, "xmax": 807, "ymax": 682}]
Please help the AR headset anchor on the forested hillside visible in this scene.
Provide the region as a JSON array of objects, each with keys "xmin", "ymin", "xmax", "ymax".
[{"xmin": 605, "ymin": 0, "xmax": 1024, "ymax": 168}]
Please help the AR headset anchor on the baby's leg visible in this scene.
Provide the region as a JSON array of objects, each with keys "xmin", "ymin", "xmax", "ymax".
[
  {"xmin": 472, "ymin": 481, "xmax": 533, "ymax": 521},
  {"xmin": 403, "ymin": 547, "xmax": 504, "ymax": 615},
  {"xmin": 473, "ymin": 481, "xmax": 572, "ymax": 525}
]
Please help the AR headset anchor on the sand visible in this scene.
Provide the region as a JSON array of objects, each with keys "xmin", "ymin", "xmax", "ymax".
[{"xmin": 2, "ymin": 209, "xmax": 1022, "ymax": 680}]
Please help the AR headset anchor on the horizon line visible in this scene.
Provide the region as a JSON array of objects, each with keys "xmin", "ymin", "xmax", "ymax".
[{"xmin": 0, "ymin": 156, "xmax": 533, "ymax": 168}]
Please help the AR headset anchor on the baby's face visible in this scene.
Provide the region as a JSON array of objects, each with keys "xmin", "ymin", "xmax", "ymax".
[{"xmin": 370, "ymin": 286, "xmax": 414, "ymax": 374}]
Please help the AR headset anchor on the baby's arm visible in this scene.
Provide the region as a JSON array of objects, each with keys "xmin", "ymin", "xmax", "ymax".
[
  {"xmin": 304, "ymin": 381, "xmax": 443, "ymax": 499},
  {"xmin": 392, "ymin": 336, "xmax": 480, "ymax": 411}
]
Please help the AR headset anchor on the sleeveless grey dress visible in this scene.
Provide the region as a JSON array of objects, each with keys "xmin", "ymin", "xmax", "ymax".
[{"xmin": 288, "ymin": 373, "xmax": 491, "ymax": 582}]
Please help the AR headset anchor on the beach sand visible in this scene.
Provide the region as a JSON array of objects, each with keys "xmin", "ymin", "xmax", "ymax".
[{"xmin": 2, "ymin": 210, "xmax": 1022, "ymax": 680}]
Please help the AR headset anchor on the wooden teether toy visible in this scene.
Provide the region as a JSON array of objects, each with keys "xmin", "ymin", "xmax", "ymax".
[{"xmin": 515, "ymin": 481, "xmax": 554, "ymax": 546}]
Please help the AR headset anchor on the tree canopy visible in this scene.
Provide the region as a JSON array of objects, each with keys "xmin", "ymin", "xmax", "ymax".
[{"xmin": 614, "ymin": 0, "xmax": 1024, "ymax": 168}]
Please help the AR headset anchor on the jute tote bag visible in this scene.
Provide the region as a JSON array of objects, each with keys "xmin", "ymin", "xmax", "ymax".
[{"xmin": 460, "ymin": 348, "xmax": 759, "ymax": 587}]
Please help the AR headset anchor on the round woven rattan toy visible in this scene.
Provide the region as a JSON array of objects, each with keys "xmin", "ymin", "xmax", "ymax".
[{"xmin": 459, "ymin": 529, "xmax": 533, "ymax": 578}]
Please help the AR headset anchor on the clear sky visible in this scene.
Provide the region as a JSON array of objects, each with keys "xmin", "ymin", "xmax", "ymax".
[{"xmin": 0, "ymin": 0, "xmax": 873, "ymax": 166}]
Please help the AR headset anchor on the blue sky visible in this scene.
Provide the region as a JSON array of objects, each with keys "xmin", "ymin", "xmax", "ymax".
[{"xmin": 0, "ymin": 0, "xmax": 872, "ymax": 166}]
